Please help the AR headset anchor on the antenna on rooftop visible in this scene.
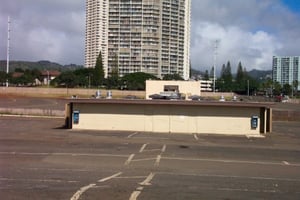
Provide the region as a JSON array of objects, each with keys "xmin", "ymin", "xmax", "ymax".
[{"xmin": 6, "ymin": 16, "xmax": 11, "ymax": 87}]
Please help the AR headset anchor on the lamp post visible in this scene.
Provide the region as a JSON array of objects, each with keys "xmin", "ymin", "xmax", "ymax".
[
  {"xmin": 213, "ymin": 40, "xmax": 219, "ymax": 93},
  {"xmin": 247, "ymin": 80, "xmax": 250, "ymax": 96},
  {"xmin": 6, "ymin": 16, "xmax": 11, "ymax": 87},
  {"xmin": 47, "ymin": 70, "xmax": 50, "ymax": 87}
]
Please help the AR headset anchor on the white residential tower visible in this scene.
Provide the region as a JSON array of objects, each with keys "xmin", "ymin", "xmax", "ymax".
[
  {"xmin": 272, "ymin": 56, "xmax": 300, "ymax": 91},
  {"xmin": 85, "ymin": 0, "xmax": 191, "ymax": 80}
]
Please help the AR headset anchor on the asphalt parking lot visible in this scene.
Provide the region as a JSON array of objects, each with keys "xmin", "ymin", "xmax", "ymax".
[{"xmin": 0, "ymin": 116, "xmax": 300, "ymax": 200}]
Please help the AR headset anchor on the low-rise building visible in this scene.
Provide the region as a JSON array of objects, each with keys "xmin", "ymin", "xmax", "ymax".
[
  {"xmin": 146, "ymin": 80, "xmax": 201, "ymax": 100},
  {"xmin": 41, "ymin": 70, "xmax": 61, "ymax": 85}
]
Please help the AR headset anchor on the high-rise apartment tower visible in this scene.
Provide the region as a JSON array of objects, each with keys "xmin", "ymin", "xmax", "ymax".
[
  {"xmin": 85, "ymin": 0, "xmax": 191, "ymax": 80},
  {"xmin": 272, "ymin": 56, "xmax": 300, "ymax": 91}
]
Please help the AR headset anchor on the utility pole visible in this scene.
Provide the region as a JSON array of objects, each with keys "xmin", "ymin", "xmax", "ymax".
[
  {"xmin": 6, "ymin": 16, "xmax": 11, "ymax": 87},
  {"xmin": 213, "ymin": 40, "xmax": 219, "ymax": 93},
  {"xmin": 247, "ymin": 80, "xmax": 250, "ymax": 96}
]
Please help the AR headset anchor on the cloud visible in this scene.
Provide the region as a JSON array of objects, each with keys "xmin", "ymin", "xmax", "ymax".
[
  {"xmin": 191, "ymin": 22, "xmax": 282, "ymax": 74},
  {"xmin": 191, "ymin": 0, "xmax": 300, "ymax": 72},
  {"xmin": 0, "ymin": 0, "xmax": 300, "ymax": 72},
  {"xmin": 0, "ymin": 0, "xmax": 85, "ymax": 65}
]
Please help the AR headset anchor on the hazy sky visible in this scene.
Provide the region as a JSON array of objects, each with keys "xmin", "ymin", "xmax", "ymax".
[{"xmin": 0, "ymin": 0, "xmax": 300, "ymax": 73}]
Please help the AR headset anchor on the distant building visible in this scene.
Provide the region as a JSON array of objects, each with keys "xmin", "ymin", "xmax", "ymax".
[
  {"xmin": 272, "ymin": 56, "xmax": 300, "ymax": 90},
  {"xmin": 85, "ymin": 0, "xmax": 191, "ymax": 80},
  {"xmin": 200, "ymin": 80, "xmax": 212, "ymax": 92},
  {"xmin": 145, "ymin": 80, "xmax": 200, "ymax": 100},
  {"xmin": 41, "ymin": 70, "xmax": 61, "ymax": 85}
]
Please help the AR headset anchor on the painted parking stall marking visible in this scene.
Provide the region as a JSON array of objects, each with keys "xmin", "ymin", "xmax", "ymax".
[{"xmin": 70, "ymin": 172, "xmax": 123, "ymax": 200}]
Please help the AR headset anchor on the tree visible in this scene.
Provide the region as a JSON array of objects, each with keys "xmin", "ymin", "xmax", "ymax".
[
  {"xmin": 52, "ymin": 68, "xmax": 96, "ymax": 88},
  {"xmin": 107, "ymin": 54, "xmax": 119, "ymax": 89},
  {"xmin": 260, "ymin": 77, "xmax": 273, "ymax": 97},
  {"xmin": 51, "ymin": 71, "xmax": 79, "ymax": 88},
  {"xmin": 93, "ymin": 51, "xmax": 105, "ymax": 87},
  {"xmin": 236, "ymin": 62, "xmax": 245, "ymax": 84},
  {"xmin": 14, "ymin": 68, "xmax": 24, "ymax": 73},
  {"xmin": 220, "ymin": 64, "xmax": 226, "ymax": 79},
  {"xmin": 234, "ymin": 62, "xmax": 257, "ymax": 94},
  {"xmin": 235, "ymin": 62, "xmax": 247, "ymax": 93},
  {"xmin": 224, "ymin": 62, "xmax": 233, "ymax": 89},
  {"xmin": 292, "ymin": 80, "xmax": 299, "ymax": 96},
  {"xmin": 10, "ymin": 69, "xmax": 36, "ymax": 86},
  {"xmin": 0, "ymin": 71, "xmax": 7, "ymax": 85},
  {"xmin": 282, "ymin": 84, "xmax": 292, "ymax": 96},
  {"xmin": 209, "ymin": 66, "xmax": 214, "ymax": 79},
  {"xmin": 121, "ymin": 72, "xmax": 159, "ymax": 90},
  {"xmin": 163, "ymin": 73, "xmax": 184, "ymax": 80},
  {"xmin": 203, "ymin": 70, "xmax": 209, "ymax": 81},
  {"xmin": 74, "ymin": 68, "xmax": 94, "ymax": 87},
  {"xmin": 31, "ymin": 68, "xmax": 42, "ymax": 82},
  {"xmin": 273, "ymin": 81, "xmax": 282, "ymax": 96},
  {"xmin": 218, "ymin": 61, "xmax": 233, "ymax": 92}
]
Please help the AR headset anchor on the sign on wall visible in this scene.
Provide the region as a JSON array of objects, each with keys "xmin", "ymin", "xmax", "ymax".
[{"xmin": 73, "ymin": 111, "xmax": 80, "ymax": 124}]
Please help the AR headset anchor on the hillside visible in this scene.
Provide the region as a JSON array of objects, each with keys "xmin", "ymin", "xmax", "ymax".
[
  {"xmin": 248, "ymin": 69, "xmax": 272, "ymax": 81},
  {"xmin": 0, "ymin": 60, "xmax": 83, "ymax": 72}
]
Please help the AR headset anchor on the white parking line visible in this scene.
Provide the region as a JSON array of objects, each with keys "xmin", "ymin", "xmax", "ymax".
[
  {"xmin": 70, "ymin": 172, "xmax": 123, "ymax": 200},
  {"xmin": 115, "ymin": 176, "xmax": 147, "ymax": 179},
  {"xmin": 161, "ymin": 144, "xmax": 167, "ymax": 153},
  {"xmin": 24, "ymin": 167, "xmax": 89, "ymax": 172},
  {"xmin": 0, "ymin": 152, "xmax": 129, "ymax": 158},
  {"xmin": 70, "ymin": 183, "xmax": 96, "ymax": 200},
  {"xmin": 193, "ymin": 133, "xmax": 199, "ymax": 141},
  {"xmin": 155, "ymin": 155, "xmax": 161, "ymax": 166},
  {"xmin": 129, "ymin": 191, "xmax": 141, "ymax": 200},
  {"xmin": 125, "ymin": 154, "xmax": 135, "ymax": 165},
  {"xmin": 0, "ymin": 177, "xmax": 78, "ymax": 183},
  {"xmin": 163, "ymin": 156, "xmax": 300, "ymax": 167},
  {"xmin": 282, "ymin": 161, "xmax": 290, "ymax": 165},
  {"xmin": 139, "ymin": 144, "xmax": 148, "ymax": 153},
  {"xmin": 98, "ymin": 172, "xmax": 123, "ymax": 183},
  {"xmin": 132, "ymin": 158, "xmax": 156, "ymax": 162},
  {"xmin": 140, "ymin": 172, "xmax": 155, "ymax": 186},
  {"xmin": 129, "ymin": 173, "xmax": 155, "ymax": 200},
  {"xmin": 142, "ymin": 149, "xmax": 163, "ymax": 152},
  {"xmin": 158, "ymin": 171, "xmax": 300, "ymax": 182},
  {"xmin": 127, "ymin": 132, "xmax": 138, "ymax": 138}
]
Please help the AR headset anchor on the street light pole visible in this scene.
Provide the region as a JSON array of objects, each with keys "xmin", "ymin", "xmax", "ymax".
[
  {"xmin": 247, "ymin": 80, "xmax": 250, "ymax": 96},
  {"xmin": 47, "ymin": 70, "xmax": 50, "ymax": 87},
  {"xmin": 213, "ymin": 40, "xmax": 220, "ymax": 93},
  {"xmin": 6, "ymin": 16, "xmax": 11, "ymax": 87}
]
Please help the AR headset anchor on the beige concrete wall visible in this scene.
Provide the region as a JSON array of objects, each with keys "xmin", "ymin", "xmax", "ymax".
[
  {"xmin": 1, "ymin": 87, "xmax": 237, "ymax": 99},
  {"xmin": 72, "ymin": 103, "xmax": 262, "ymax": 135},
  {"xmin": 145, "ymin": 80, "xmax": 201, "ymax": 99},
  {"xmin": 0, "ymin": 87, "xmax": 145, "ymax": 98}
]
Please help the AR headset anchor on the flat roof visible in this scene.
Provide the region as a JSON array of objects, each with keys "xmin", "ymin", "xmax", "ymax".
[{"xmin": 69, "ymin": 99, "xmax": 273, "ymax": 109}]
